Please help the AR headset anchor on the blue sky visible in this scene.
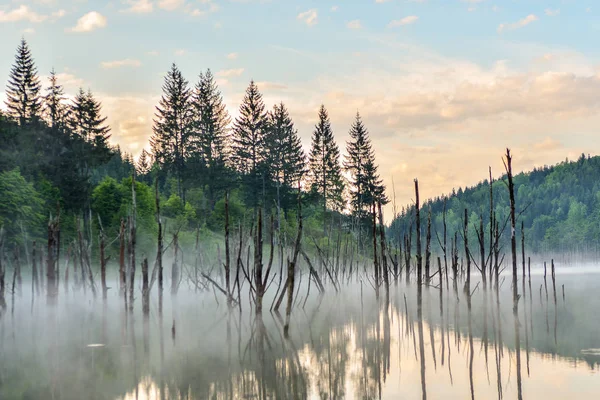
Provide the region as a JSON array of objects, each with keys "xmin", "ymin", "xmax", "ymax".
[{"xmin": 2, "ymin": 0, "xmax": 600, "ymax": 210}]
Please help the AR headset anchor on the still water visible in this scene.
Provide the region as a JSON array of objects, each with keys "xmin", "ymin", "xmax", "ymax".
[{"xmin": 1, "ymin": 267, "xmax": 599, "ymax": 399}]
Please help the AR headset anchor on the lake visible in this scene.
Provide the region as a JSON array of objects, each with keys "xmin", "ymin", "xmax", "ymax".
[{"xmin": 1, "ymin": 266, "xmax": 599, "ymax": 399}]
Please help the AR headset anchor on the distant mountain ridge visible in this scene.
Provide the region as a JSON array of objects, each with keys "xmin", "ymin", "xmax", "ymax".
[{"xmin": 389, "ymin": 153, "xmax": 600, "ymax": 254}]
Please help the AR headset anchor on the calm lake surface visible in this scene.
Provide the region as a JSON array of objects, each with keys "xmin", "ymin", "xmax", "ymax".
[{"xmin": 1, "ymin": 266, "xmax": 599, "ymax": 399}]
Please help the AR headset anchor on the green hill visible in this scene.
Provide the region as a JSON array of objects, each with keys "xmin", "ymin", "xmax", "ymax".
[{"xmin": 389, "ymin": 153, "xmax": 600, "ymax": 255}]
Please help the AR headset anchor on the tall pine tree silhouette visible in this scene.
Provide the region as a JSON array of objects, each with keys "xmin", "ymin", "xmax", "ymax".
[
  {"xmin": 264, "ymin": 102, "xmax": 305, "ymax": 212},
  {"xmin": 191, "ymin": 69, "xmax": 232, "ymax": 207},
  {"xmin": 232, "ymin": 80, "xmax": 268, "ymax": 208},
  {"xmin": 43, "ymin": 69, "xmax": 69, "ymax": 130},
  {"xmin": 344, "ymin": 112, "xmax": 386, "ymax": 219},
  {"xmin": 5, "ymin": 38, "xmax": 41, "ymax": 126},
  {"xmin": 308, "ymin": 105, "xmax": 345, "ymax": 214},
  {"xmin": 151, "ymin": 63, "xmax": 193, "ymax": 201}
]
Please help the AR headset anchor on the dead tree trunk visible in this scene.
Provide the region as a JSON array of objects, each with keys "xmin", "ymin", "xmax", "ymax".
[
  {"xmin": 142, "ymin": 257, "xmax": 149, "ymax": 316},
  {"xmin": 425, "ymin": 208, "xmax": 432, "ymax": 284},
  {"xmin": 156, "ymin": 178, "xmax": 163, "ymax": 303},
  {"xmin": 463, "ymin": 209, "xmax": 471, "ymax": 295},
  {"xmin": 171, "ymin": 233, "xmax": 179, "ymax": 296},
  {"xmin": 129, "ymin": 173, "xmax": 137, "ymax": 311},
  {"xmin": 284, "ymin": 201, "xmax": 303, "ymax": 337},
  {"xmin": 119, "ymin": 218, "xmax": 126, "ymax": 297},
  {"xmin": 505, "ymin": 148, "xmax": 522, "ymax": 400},
  {"xmin": 415, "ymin": 179, "xmax": 422, "ymax": 286},
  {"xmin": 100, "ymin": 229, "xmax": 107, "ymax": 301},
  {"xmin": 0, "ymin": 228, "xmax": 6, "ymax": 310},
  {"xmin": 378, "ymin": 202, "xmax": 389, "ymax": 290},
  {"xmin": 254, "ymin": 209, "xmax": 265, "ymax": 315},
  {"xmin": 225, "ymin": 191, "xmax": 232, "ymax": 306},
  {"xmin": 32, "ymin": 241, "xmax": 39, "ymax": 295},
  {"xmin": 372, "ymin": 203, "xmax": 380, "ymax": 294},
  {"xmin": 47, "ymin": 216, "xmax": 60, "ymax": 304}
]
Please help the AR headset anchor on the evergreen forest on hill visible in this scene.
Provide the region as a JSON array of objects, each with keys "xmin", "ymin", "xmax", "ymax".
[
  {"xmin": 0, "ymin": 38, "xmax": 386, "ymax": 260},
  {"xmin": 389, "ymin": 153, "xmax": 600, "ymax": 255}
]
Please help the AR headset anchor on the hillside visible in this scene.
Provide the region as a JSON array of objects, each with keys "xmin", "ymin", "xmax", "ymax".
[{"xmin": 389, "ymin": 153, "xmax": 600, "ymax": 255}]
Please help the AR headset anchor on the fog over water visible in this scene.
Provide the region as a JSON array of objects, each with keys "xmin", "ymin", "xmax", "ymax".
[{"xmin": 1, "ymin": 264, "xmax": 599, "ymax": 400}]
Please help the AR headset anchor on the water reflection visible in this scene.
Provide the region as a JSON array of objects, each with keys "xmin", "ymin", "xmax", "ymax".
[{"xmin": 1, "ymin": 272, "xmax": 600, "ymax": 399}]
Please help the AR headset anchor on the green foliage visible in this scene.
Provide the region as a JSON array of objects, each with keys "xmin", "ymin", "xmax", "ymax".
[
  {"xmin": 390, "ymin": 154, "xmax": 600, "ymax": 253},
  {"xmin": 0, "ymin": 168, "xmax": 44, "ymax": 238}
]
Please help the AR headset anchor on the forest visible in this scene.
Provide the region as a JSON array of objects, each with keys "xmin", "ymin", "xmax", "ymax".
[
  {"xmin": 0, "ymin": 38, "xmax": 386, "ymax": 263},
  {"xmin": 389, "ymin": 153, "xmax": 600, "ymax": 256}
]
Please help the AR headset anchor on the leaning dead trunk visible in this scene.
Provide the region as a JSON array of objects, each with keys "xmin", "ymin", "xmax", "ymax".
[
  {"xmin": 100, "ymin": 229, "xmax": 107, "ymax": 301},
  {"xmin": 155, "ymin": 178, "xmax": 163, "ymax": 304},
  {"xmin": 0, "ymin": 228, "xmax": 6, "ymax": 310},
  {"xmin": 142, "ymin": 257, "xmax": 149, "ymax": 316},
  {"xmin": 129, "ymin": 173, "xmax": 137, "ymax": 311},
  {"xmin": 378, "ymin": 202, "xmax": 389, "ymax": 290},
  {"xmin": 425, "ymin": 208, "xmax": 432, "ymax": 284},
  {"xmin": 284, "ymin": 200, "xmax": 303, "ymax": 337},
  {"xmin": 171, "ymin": 233, "xmax": 179, "ymax": 296},
  {"xmin": 254, "ymin": 209, "xmax": 265, "ymax": 315}
]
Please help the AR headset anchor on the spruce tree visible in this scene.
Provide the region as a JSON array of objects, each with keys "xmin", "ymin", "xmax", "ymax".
[
  {"xmin": 150, "ymin": 63, "xmax": 193, "ymax": 200},
  {"xmin": 5, "ymin": 38, "xmax": 41, "ymax": 126},
  {"xmin": 264, "ymin": 102, "xmax": 305, "ymax": 211},
  {"xmin": 344, "ymin": 112, "xmax": 386, "ymax": 219},
  {"xmin": 137, "ymin": 149, "xmax": 152, "ymax": 175},
  {"xmin": 43, "ymin": 69, "xmax": 69, "ymax": 130},
  {"xmin": 191, "ymin": 69, "xmax": 232, "ymax": 206},
  {"xmin": 71, "ymin": 88, "xmax": 112, "ymax": 165},
  {"xmin": 308, "ymin": 105, "xmax": 345, "ymax": 213},
  {"xmin": 231, "ymin": 80, "xmax": 268, "ymax": 207}
]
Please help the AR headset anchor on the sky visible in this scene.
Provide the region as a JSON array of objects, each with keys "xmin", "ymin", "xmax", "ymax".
[{"xmin": 2, "ymin": 0, "xmax": 600, "ymax": 217}]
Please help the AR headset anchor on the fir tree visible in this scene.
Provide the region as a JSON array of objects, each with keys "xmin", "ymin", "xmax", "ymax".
[
  {"xmin": 264, "ymin": 102, "xmax": 305, "ymax": 211},
  {"xmin": 137, "ymin": 149, "xmax": 152, "ymax": 175},
  {"xmin": 231, "ymin": 80, "xmax": 268, "ymax": 207},
  {"xmin": 71, "ymin": 88, "xmax": 112, "ymax": 165},
  {"xmin": 150, "ymin": 63, "xmax": 193, "ymax": 200},
  {"xmin": 5, "ymin": 38, "xmax": 41, "ymax": 126},
  {"xmin": 43, "ymin": 69, "xmax": 69, "ymax": 130},
  {"xmin": 190, "ymin": 69, "xmax": 232, "ymax": 206},
  {"xmin": 308, "ymin": 105, "xmax": 345, "ymax": 213},
  {"xmin": 344, "ymin": 112, "xmax": 386, "ymax": 218}
]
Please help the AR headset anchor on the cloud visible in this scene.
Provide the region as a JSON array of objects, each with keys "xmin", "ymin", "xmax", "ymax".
[
  {"xmin": 388, "ymin": 15, "xmax": 419, "ymax": 27},
  {"xmin": 216, "ymin": 68, "xmax": 244, "ymax": 77},
  {"xmin": 498, "ymin": 14, "xmax": 538, "ymax": 33},
  {"xmin": 0, "ymin": 5, "xmax": 63, "ymax": 23},
  {"xmin": 100, "ymin": 59, "xmax": 142, "ymax": 69},
  {"xmin": 189, "ymin": 0, "xmax": 219, "ymax": 16},
  {"xmin": 545, "ymin": 9, "xmax": 560, "ymax": 17},
  {"xmin": 347, "ymin": 19, "xmax": 362, "ymax": 29},
  {"xmin": 147, "ymin": 50, "xmax": 159, "ymax": 56},
  {"xmin": 23, "ymin": 27, "xmax": 35, "ymax": 34},
  {"xmin": 255, "ymin": 81, "xmax": 288, "ymax": 91},
  {"xmin": 158, "ymin": 0, "xmax": 185, "ymax": 11},
  {"xmin": 297, "ymin": 9, "xmax": 317, "ymax": 26},
  {"xmin": 375, "ymin": 0, "xmax": 390, "ymax": 3},
  {"xmin": 331, "ymin": 6, "xmax": 338, "ymax": 12},
  {"xmin": 227, "ymin": 52, "xmax": 238, "ymax": 60},
  {"xmin": 121, "ymin": 0, "xmax": 153, "ymax": 14},
  {"xmin": 534, "ymin": 137, "xmax": 562, "ymax": 151},
  {"xmin": 174, "ymin": 49, "xmax": 187, "ymax": 56},
  {"xmin": 67, "ymin": 11, "xmax": 107, "ymax": 33}
]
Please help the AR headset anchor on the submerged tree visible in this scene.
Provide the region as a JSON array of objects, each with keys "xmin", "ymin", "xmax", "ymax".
[
  {"xmin": 231, "ymin": 80, "xmax": 268, "ymax": 208},
  {"xmin": 5, "ymin": 38, "xmax": 41, "ymax": 126},
  {"xmin": 307, "ymin": 105, "xmax": 345, "ymax": 213},
  {"xmin": 151, "ymin": 63, "xmax": 194, "ymax": 201}
]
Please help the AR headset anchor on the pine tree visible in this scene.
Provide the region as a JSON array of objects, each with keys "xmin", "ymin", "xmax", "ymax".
[
  {"xmin": 43, "ymin": 69, "xmax": 69, "ymax": 130},
  {"xmin": 264, "ymin": 102, "xmax": 305, "ymax": 211},
  {"xmin": 71, "ymin": 88, "xmax": 112, "ymax": 165},
  {"xmin": 137, "ymin": 149, "xmax": 152, "ymax": 175},
  {"xmin": 344, "ymin": 112, "xmax": 386, "ymax": 219},
  {"xmin": 231, "ymin": 80, "xmax": 268, "ymax": 207},
  {"xmin": 5, "ymin": 38, "xmax": 41, "ymax": 126},
  {"xmin": 190, "ymin": 69, "xmax": 232, "ymax": 206},
  {"xmin": 150, "ymin": 64, "xmax": 193, "ymax": 200},
  {"xmin": 308, "ymin": 105, "xmax": 345, "ymax": 213}
]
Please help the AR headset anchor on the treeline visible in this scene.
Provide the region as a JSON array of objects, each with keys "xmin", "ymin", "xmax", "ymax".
[
  {"xmin": 0, "ymin": 39, "xmax": 387, "ymax": 254},
  {"xmin": 389, "ymin": 154, "xmax": 600, "ymax": 254}
]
